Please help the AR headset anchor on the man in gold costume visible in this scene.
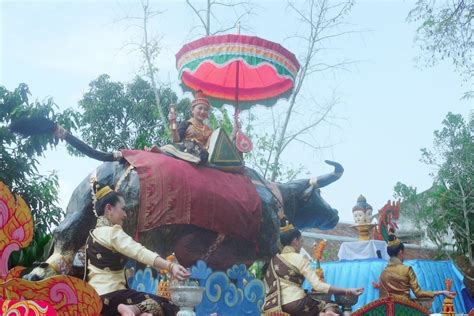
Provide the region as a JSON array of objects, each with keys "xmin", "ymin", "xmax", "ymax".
[
  {"xmin": 263, "ymin": 221, "xmax": 364, "ymax": 316},
  {"xmin": 379, "ymin": 234, "xmax": 456, "ymax": 300}
]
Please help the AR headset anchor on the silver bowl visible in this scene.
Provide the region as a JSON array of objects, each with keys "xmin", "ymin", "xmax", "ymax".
[
  {"xmin": 334, "ymin": 294, "xmax": 359, "ymax": 306},
  {"xmin": 334, "ymin": 294, "xmax": 359, "ymax": 315},
  {"xmin": 169, "ymin": 285, "xmax": 204, "ymax": 316},
  {"xmin": 308, "ymin": 292, "xmax": 333, "ymax": 303}
]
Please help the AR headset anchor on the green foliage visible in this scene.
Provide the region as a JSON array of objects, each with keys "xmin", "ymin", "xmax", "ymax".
[
  {"xmin": 248, "ymin": 260, "xmax": 265, "ymax": 280},
  {"xmin": 8, "ymin": 232, "xmax": 52, "ymax": 269},
  {"xmin": 408, "ymin": 0, "xmax": 473, "ymax": 98},
  {"xmin": 394, "ymin": 112, "xmax": 473, "ymax": 262},
  {"xmin": 73, "ymin": 74, "xmax": 191, "ymax": 151},
  {"xmin": 0, "ymin": 84, "xmax": 69, "ymax": 236},
  {"xmin": 394, "ymin": 182, "xmax": 450, "ymax": 250},
  {"xmin": 208, "ymin": 106, "xmax": 233, "ymax": 135},
  {"xmin": 73, "ymin": 74, "xmax": 235, "ymax": 152}
]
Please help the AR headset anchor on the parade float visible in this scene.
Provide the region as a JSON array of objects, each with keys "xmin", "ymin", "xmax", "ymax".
[
  {"xmin": 0, "ymin": 181, "xmax": 102, "ymax": 315},
  {"xmin": 4, "ymin": 31, "xmax": 473, "ymax": 316},
  {"xmin": 303, "ymin": 197, "xmax": 469, "ymax": 315}
]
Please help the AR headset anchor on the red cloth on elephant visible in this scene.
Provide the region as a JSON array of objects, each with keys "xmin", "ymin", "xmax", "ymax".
[{"xmin": 121, "ymin": 150, "xmax": 262, "ymax": 242}]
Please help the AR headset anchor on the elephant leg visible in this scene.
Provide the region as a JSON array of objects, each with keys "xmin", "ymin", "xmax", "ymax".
[
  {"xmin": 201, "ymin": 233, "xmax": 226, "ymax": 262},
  {"xmin": 174, "ymin": 230, "xmax": 257, "ymax": 270}
]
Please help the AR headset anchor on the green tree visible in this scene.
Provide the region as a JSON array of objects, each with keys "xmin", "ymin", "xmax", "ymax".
[
  {"xmin": 394, "ymin": 112, "xmax": 473, "ymax": 289},
  {"xmin": 74, "ymin": 74, "xmax": 187, "ymax": 151},
  {"xmin": 73, "ymin": 74, "xmax": 232, "ymax": 151},
  {"xmin": 1, "ymin": 84, "xmax": 74, "ymax": 234},
  {"xmin": 393, "ymin": 182, "xmax": 450, "ymax": 251},
  {"xmin": 1, "ymin": 84, "xmax": 74, "ymax": 267},
  {"xmin": 408, "ymin": 0, "xmax": 473, "ymax": 98}
]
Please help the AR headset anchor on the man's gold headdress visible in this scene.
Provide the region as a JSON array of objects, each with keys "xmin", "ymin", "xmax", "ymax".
[
  {"xmin": 387, "ymin": 235, "xmax": 401, "ymax": 247},
  {"xmin": 280, "ymin": 219, "xmax": 295, "ymax": 233}
]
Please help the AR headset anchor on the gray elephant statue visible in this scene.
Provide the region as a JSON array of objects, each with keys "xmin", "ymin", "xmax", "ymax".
[{"xmin": 10, "ymin": 118, "xmax": 343, "ymax": 280}]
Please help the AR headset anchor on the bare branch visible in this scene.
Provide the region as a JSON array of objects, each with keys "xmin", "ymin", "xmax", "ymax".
[
  {"xmin": 305, "ymin": 59, "xmax": 358, "ymax": 74},
  {"xmin": 281, "ymin": 103, "xmax": 334, "ymax": 152},
  {"xmin": 267, "ymin": 0, "xmax": 356, "ymax": 181},
  {"xmin": 293, "ymin": 138, "xmax": 336, "ymax": 151},
  {"xmin": 212, "ymin": 1, "xmax": 250, "ymax": 7},
  {"xmin": 186, "ymin": 0, "xmax": 208, "ymax": 31},
  {"xmin": 140, "ymin": 0, "xmax": 169, "ymax": 136},
  {"xmin": 211, "ymin": 25, "xmax": 237, "ymax": 35},
  {"xmin": 315, "ymin": 29, "xmax": 362, "ymax": 43}
]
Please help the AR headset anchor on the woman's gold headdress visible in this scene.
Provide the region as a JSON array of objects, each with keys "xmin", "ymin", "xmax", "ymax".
[
  {"xmin": 96, "ymin": 185, "xmax": 113, "ymax": 200},
  {"xmin": 191, "ymin": 90, "xmax": 211, "ymax": 109}
]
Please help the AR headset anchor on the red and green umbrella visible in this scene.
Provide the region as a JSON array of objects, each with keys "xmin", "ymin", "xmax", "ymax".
[{"xmin": 176, "ymin": 34, "xmax": 300, "ymax": 151}]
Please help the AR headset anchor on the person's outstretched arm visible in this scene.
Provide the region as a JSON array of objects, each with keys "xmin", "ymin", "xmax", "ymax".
[
  {"xmin": 327, "ymin": 286, "xmax": 364, "ymax": 296},
  {"xmin": 297, "ymin": 256, "xmax": 364, "ymax": 296},
  {"xmin": 408, "ymin": 267, "xmax": 436, "ymax": 298},
  {"xmin": 408, "ymin": 267, "xmax": 456, "ymax": 299},
  {"xmin": 109, "ymin": 226, "xmax": 190, "ymax": 280}
]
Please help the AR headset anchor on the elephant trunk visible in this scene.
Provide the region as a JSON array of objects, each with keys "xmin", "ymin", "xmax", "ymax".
[
  {"xmin": 311, "ymin": 160, "xmax": 344, "ymax": 189},
  {"xmin": 10, "ymin": 117, "xmax": 116, "ymax": 161},
  {"xmin": 63, "ymin": 132, "xmax": 115, "ymax": 161}
]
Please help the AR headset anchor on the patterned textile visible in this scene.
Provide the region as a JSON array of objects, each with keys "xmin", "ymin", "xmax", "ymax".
[
  {"xmin": 263, "ymin": 246, "xmax": 340, "ymax": 316},
  {"xmin": 160, "ymin": 140, "xmax": 206, "ymax": 164},
  {"xmin": 183, "ymin": 118, "xmax": 213, "ymax": 148},
  {"xmin": 85, "ymin": 234, "xmax": 127, "ymax": 272},
  {"xmin": 264, "ymin": 255, "xmax": 305, "ymax": 312},
  {"xmin": 264, "ymin": 254, "xmax": 337, "ymax": 315},
  {"xmin": 85, "ymin": 224, "xmax": 158, "ymax": 296},
  {"xmin": 101, "ymin": 289, "xmax": 176, "ymax": 316},
  {"xmin": 85, "ymin": 225, "xmax": 176, "ymax": 315},
  {"xmin": 281, "ymin": 295, "xmax": 336, "ymax": 316},
  {"xmin": 121, "ymin": 150, "xmax": 262, "ymax": 242},
  {"xmin": 163, "ymin": 119, "xmax": 213, "ymax": 164}
]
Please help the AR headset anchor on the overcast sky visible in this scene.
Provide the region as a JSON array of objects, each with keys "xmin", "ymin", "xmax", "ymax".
[{"xmin": 2, "ymin": 0, "xmax": 471, "ymax": 224}]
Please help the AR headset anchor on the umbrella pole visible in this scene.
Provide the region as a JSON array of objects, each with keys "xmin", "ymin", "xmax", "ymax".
[
  {"xmin": 234, "ymin": 60, "xmax": 240, "ymax": 131},
  {"xmin": 233, "ymin": 60, "xmax": 253, "ymax": 153},
  {"xmin": 234, "ymin": 60, "xmax": 241, "ymax": 131},
  {"xmin": 235, "ymin": 22, "xmax": 241, "ymax": 127}
]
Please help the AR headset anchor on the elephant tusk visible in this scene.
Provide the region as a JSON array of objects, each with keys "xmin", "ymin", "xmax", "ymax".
[
  {"xmin": 313, "ymin": 160, "xmax": 344, "ymax": 189},
  {"xmin": 303, "ymin": 184, "xmax": 315, "ymax": 201}
]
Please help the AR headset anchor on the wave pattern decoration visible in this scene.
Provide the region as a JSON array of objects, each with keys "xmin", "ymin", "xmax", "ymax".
[{"xmin": 128, "ymin": 259, "xmax": 265, "ymax": 316}]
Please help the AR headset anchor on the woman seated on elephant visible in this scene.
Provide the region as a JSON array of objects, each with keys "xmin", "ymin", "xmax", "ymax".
[
  {"xmin": 170, "ymin": 90, "xmax": 213, "ymax": 147},
  {"xmin": 158, "ymin": 90, "xmax": 213, "ymax": 164},
  {"xmin": 86, "ymin": 185, "xmax": 190, "ymax": 316}
]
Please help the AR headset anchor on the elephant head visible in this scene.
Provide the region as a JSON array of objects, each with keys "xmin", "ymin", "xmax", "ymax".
[{"xmin": 279, "ymin": 160, "xmax": 343, "ymax": 230}]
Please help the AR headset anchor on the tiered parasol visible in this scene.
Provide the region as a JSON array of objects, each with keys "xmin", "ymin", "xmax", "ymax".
[{"xmin": 176, "ymin": 34, "xmax": 300, "ymax": 152}]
